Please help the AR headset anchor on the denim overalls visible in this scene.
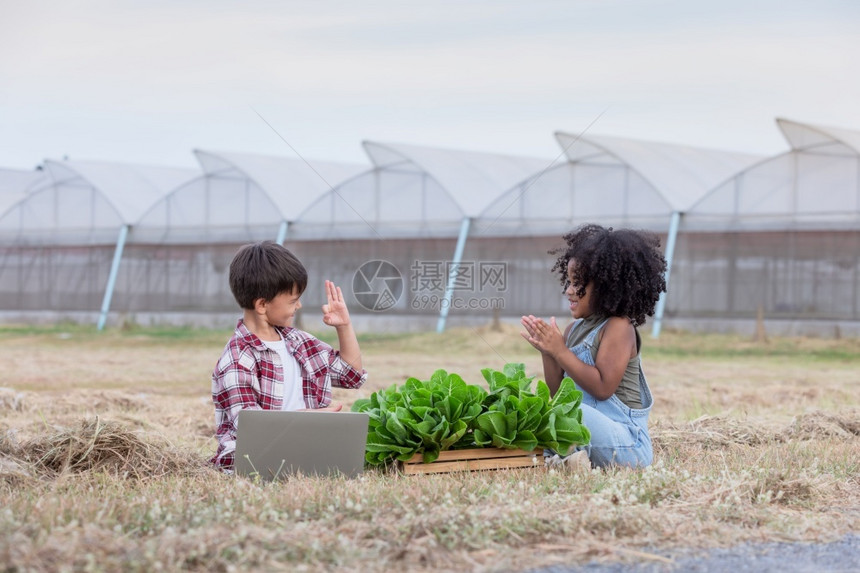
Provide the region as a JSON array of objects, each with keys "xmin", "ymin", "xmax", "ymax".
[{"xmin": 567, "ymin": 318, "xmax": 654, "ymax": 468}]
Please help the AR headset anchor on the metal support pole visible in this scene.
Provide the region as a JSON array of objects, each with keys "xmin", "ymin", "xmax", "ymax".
[
  {"xmin": 651, "ymin": 211, "xmax": 681, "ymax": 339},
  {"xmin": 436, "ymin": 217, "xmax": 471, "ymax": 333},
  {"xmin": 276, "ymin": 220, "xmax": 289, "ymax": 245},
  {"xmin": 97, "ymin": 224, "xmax": 129, "ymax": 331}
]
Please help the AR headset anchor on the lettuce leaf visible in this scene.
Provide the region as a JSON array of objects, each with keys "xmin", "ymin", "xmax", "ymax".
[{"xmin": 352, "ymin": 363, "xmax": 590, "ymax": 466}]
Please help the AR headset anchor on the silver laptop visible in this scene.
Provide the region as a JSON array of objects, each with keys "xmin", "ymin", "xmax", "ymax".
[{"xmin": 233, "ymin": 410, "xmax": 369, "ymax": 481}]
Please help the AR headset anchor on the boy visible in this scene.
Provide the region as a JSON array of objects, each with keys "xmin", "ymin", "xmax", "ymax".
[{"xmin": 210, "ymin": 241, "xmax": 367, "ymax": 471}]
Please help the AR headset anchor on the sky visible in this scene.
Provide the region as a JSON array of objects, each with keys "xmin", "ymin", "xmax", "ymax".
[{"xmin": 1, "ymin": 0, "xmax": 859, "ymax": 171}]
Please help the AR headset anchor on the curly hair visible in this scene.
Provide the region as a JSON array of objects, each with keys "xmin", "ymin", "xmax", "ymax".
[{"xmin": 549, "ymin": 224, "xmax": 667, "ymax": 327}]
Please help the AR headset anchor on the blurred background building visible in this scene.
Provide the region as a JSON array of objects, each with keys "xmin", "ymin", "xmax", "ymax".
[{"xmin": 1, "ymin": 118, "xmax": 857, "ymax": 337}]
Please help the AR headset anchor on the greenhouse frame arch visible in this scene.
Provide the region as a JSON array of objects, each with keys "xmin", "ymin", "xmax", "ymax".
[{"xmin": 1, "ymin": 118, "xmax": 859, "ymax": 337}]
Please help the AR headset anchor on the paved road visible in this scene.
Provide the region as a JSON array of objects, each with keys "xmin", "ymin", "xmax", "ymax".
[{"xmin": 531, "ymin": 533, "xmax": 860, "ymax": 573}]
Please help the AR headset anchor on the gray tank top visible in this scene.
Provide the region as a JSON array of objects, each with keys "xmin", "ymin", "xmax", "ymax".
[{"xmin": 565, "ymin": 315, "xmax": 643, "ymax": 409}]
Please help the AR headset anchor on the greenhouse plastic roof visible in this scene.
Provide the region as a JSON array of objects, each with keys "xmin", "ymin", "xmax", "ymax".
[
  {"xmin": 194, "ymin": 150, "xmax": 368, "ymax": 219},
  {"xmin": 362, "ymin": 141, "xmax": 551, "ymax": 218},
  {"xmin": 777, "ymin": 118, "xmax": 860, "ymax": 154},
  {"xmin": 0, "ymin": 168, "xmax": 50, "ymax": 195},
  {"xmin": 43, "ymin": 160, "xmax": 199, "ymax": 224},
  {"xmin": 0, "ymin": 168, "xmax": 49, "ymax": 220},
  {"xmin": 0, "ymin": 192, "xmax": 26, "ymax": 219},
  {"xmin": 683, "ymin": 119, "xmax": 860, "ymax": 230},
  {"xmin": 555, "ymin": 132, "xmax": 764, "ymax": 212}
]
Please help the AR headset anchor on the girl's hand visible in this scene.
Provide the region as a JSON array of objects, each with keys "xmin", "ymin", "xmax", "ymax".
[
  {"xmin": 520, "ymin": 315, "xmax": 544, "ymax": 352},
  {"xmin": 520, "ymin": 315, "xmax": 566, "ymax": 357},
  {"xmin": 322, "ymin": 280, "xmax": 351, "ymax": 328}
]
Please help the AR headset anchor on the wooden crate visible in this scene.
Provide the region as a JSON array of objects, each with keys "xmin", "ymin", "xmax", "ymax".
[{"xmin": 400, "ymin": 447, "xmax": 543, "ymax": 475}]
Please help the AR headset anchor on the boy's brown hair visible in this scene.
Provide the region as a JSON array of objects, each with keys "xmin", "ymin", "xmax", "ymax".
[{"xmin": 228, "ymin": 241, "xmax": 308, "ymax": 309}]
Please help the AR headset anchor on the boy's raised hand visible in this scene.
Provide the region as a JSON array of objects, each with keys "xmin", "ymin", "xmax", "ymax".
[{"xmin": 322, "ymin": 280, "xmax": 351, "ymax": 328}]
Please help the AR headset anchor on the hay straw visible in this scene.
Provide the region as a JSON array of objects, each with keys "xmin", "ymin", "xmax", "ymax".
[
  {"xmin": 0, "ymin": 454, "xmax": 32, "ymax": 486},
  {"xmin": 16, "ymin": 416, "xmax": 209, "ymax": 480},
  {"xmin": 0, "ymin": 430, "xmax": 32, "ymax": 486},
  {"xmin": 653, "ymin": 415, "xmax": 779, "ymax": 450},
  {"xmin": 786, "ymin": 409, "xmax": 860, "ymax": 440},
  {"xmin": 654, "ymin": 409, "xmax": 860, "ymax": 454},
  {"xmin": 0, "ymin": 387, "xmax": 26, "ymax": 412}
]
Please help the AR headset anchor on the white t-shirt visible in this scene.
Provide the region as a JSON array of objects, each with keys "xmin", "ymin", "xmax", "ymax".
[{"xmin": 262, "ymin": 335, "xmax": 306, "ymax": 411}]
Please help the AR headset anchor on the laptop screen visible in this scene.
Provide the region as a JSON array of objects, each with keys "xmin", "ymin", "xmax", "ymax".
[{"xmin": 233, "ymin": 410, "xmax": 370, "ymax": 480}]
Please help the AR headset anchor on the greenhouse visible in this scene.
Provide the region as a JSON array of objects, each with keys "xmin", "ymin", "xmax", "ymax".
[
  {"xmin": 0, "ymin": 167, "xmax": 49, "ymax": 196},
  {"xmin": 667, "ymin": 119, "xmax": 860, "ymax": 327},
  {"xmin": 1, "ymin": 119, "xmax": 858, "ymax": 335},
  {"xmin": 467, "ymin": 133, "xmax": 762, "ymax": 330},
  {"xmin": 0, "ymin": 160, "xmax": 198, "ymax": 327},
  {"xmin": 289, "ymin": 141, "xmax": 552, "ymax": 330},
  {"xmin": 0, "ymin": 168, "xmax": 47, "ymax": 233},
  {"xmin": 110, "ymin": 150, "xmax": 368, "ymax": 321}
]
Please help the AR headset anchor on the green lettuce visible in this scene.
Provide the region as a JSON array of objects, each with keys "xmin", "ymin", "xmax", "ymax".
[{"xmin": 352, "ymin": 363, "xmax": 591, "ymax": 466}]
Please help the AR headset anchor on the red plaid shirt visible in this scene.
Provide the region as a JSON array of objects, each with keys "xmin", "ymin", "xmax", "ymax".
[{"xmin": 210, "ymin": 319, "xmax": 367, "ymax": 470}]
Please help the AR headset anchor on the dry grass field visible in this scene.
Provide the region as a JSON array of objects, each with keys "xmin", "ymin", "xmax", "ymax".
[{"xmin": 1, "ymin": 321, "xmax": 858, "ymax": 571}]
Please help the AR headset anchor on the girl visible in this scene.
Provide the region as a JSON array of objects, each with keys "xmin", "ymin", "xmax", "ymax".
[{"xmin": 521, "ymin": 224, "xmax": 667, "ymax": 468}]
